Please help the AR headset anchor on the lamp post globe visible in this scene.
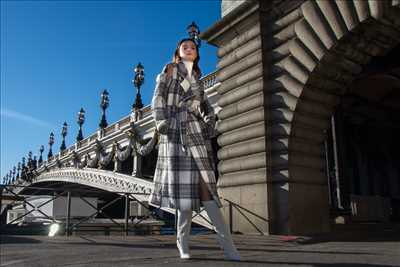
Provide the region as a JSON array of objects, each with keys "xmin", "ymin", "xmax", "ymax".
[
  {"xmin": 99, "ymin": 90, "xmax": 109, "ymax": 129},
  {"xmin": 39, "ymin": 145, "xmax": 44, "ymax": 165},
  {"xmin": 131, "ymin": 62, "xmax": 145, "ymax": 122},
  {"xmin": 28, "ymin": 151, "xmax": 33, "ymax": 168},
  {"xmin": 187, "ymin": 21, "xmax": 201, "ymax": 47},
  {"xmin": 60, "ymin": 122, "xmax": 68, "ymax": 151},
  {"xmin": 12, "ymin": 166, "xmax": 16, "ymax": 182},
  {"xmin": 17, "ymin": 162, "xmax": 21, "ymax": 179},
  {"xmin": 48, "ymin": 132, "xmax": 55, "ymax": 159},
  {"xmin": 77, "ymin": 108, "xmax": 85, "ymax": 142}
]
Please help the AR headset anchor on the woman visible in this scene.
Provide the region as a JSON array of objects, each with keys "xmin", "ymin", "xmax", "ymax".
[{"xmin": 149, "ymin": 38, "xmax": 240, "ymax": 261}]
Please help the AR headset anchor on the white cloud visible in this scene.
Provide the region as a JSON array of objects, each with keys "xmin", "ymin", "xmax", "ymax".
[{"xmin": 1, "ymin": 108, "xmax": 54, "ymax": 128}]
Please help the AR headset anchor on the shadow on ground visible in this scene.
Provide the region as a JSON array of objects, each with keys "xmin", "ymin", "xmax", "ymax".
[{"xmin": 0, "ymin": 235, "xmax": 42, "ymax": 244}]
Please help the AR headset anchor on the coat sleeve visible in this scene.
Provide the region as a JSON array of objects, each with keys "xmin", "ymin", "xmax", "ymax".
[{"xmin": 151, "ymin": 65, "xmax": 171, "ymax": 122}]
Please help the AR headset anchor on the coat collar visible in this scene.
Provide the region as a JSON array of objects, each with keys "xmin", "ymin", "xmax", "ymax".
[
  {"xmin": 176, "ymin": 61, "xmax": 200, "ymax": 80},
  {"xmin": 177, "ymin": 61, "xmax": 188, "ymax": 78}
]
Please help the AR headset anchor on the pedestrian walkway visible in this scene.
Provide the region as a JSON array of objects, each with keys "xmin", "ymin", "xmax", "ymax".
[{"xmin": 1, "ymin": 231, "xmax": 399, "ymax": 266}]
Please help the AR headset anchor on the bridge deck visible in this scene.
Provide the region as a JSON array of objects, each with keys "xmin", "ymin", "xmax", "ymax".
[{"xmin": 1, "ymin": 228, "xmax": 400, "ymax": 266}]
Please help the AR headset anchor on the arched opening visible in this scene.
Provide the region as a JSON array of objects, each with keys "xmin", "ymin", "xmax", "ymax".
[
  {"xmin": 282, "ymin": 1, "xmax": 400, "ymax": 234},
  {"xmin": 326, "ymin": 45, "xmax": 400, "ymax": 223}
]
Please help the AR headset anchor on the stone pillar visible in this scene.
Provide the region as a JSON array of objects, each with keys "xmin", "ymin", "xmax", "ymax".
[
  {"xmin": 201, "ymin": 0, "xmax": 272, "ymax": 234},
  {"xmin": 202, "ymin": 0, "xmax": 330, "ymax": 235},
  {"xmin": 114, "ymin": 158, "xmax": 121, "ymax": 172},
  {"xmin": 132, "ymin": 155, "xmax": 142, "ymax": 177},
  {"xmin": 202, "ymin": 0, "xmax": 400, "ymax": 235}
]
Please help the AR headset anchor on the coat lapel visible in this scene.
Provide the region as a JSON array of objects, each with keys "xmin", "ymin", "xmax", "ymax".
[{"xmin": 177, "ymin": 62, "xmax": 188, "ymax": 79}]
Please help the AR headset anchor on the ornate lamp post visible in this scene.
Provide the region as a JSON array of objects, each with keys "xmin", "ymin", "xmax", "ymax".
[
  {"xmin": 99, "ymin": 90, "xmax": 109, "ymax": 129},
  {"xmin": 132, "ymin": 62, "xmax": 145, "ymax": 122},
  {"xmin": 17, "ymin": 162, "xmax": 21, "ymax": 179},
  {"xmin": 28, "ymin": 151, "xmax": 33, "ymax": 169},
  {"xmin": 9, "ymin": 170, "xmax": 12, "ymax": 183},
  {"xmin": 60, "ymin": 122, "xmax": 68, "ymax": 151},
  {"xmin": 187, "ymin": 21, "xmax": 201, "ymax": 47},
  {"xmin": 48, "ymin": 132, "xmax": 55, "ymax": 159},
  {"xmin": 12, "ymin": 167, "xmax": 16, "ymax": 182},
  {"xmin": 21, "ymin": 157, "xmax": 26, "ymax": 180},
  {"xmin": 32, "ymin": 156, "xmax": 37, "ymax": 170},
  {"xmin": 38, "ymin": 145, "xmax": 44, "ymax": 165},
  {"xmin": 77, "ymin": 108, "xmax": 85, "ymax": 142},
  {"xmin": 22, "ymin": 157, "xmax": 26, "ymax": 169}
]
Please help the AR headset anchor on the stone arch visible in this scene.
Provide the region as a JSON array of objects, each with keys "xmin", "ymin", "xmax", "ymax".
[
  {"xmin": 268, "ymin": 0, "xmax": 400, "ymax": 234},
  {"xmin": 15, "ymin": 168, "xmax": 154, "ymax": 196}
]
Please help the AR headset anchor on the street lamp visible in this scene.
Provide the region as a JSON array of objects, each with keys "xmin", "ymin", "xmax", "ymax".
[
  {"xmin": 132, "ymin": 62, "xmax": 145, "ymax": 122},
  {"xmin": 133, "ymin": 62, "xmax": 144, "ymax": 109},
  {"xmin": 12, "ymin": 166, "xmax": 16, "ymax": 182},
  {"xmin": 21, "ymin": 157, "xmax": 26, "ymax": 180},
  {"xmin": 99, "ymin": 90, "xmax": 109, "ymax": 129},
  {"xmin": 32, "ymin": 156, "xmax": 37, "ymax": 169},
  {"xmin": 48, "ymin": 132, "xmax": 55, "ymax": 159},
  {"xmin": 39, "ymin": 145, "xmax": 44, "ymax": 165},
  {"xmin": 28, "ymin": 151, "xmax": 33, "ymax": 169},
  {"xmin": 187, "ymin": 21, "xmax": 201, "ymax": 47},
  {"xmin": 60, "ymin": 122, "xmax": 68, "ymax": 151},
  {"xmin": 77, "ymin": 108, "xmax": 85, "ymax": 142},
  {"xmin": 17, "ymin": 162, "xmax": 21, "ymax": 179}
]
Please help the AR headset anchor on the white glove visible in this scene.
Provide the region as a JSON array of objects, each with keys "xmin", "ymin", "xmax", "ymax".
[
  {"xmin": 189, "ymin": 100, "xmax": 201, "ymax": 115},
  {"xmin": 156, "ymin": 120, "xmax": 169, "ymax": 135}
]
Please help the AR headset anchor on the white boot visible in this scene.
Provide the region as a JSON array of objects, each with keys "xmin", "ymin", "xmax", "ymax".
[
  {"xmin": 176, "ymin": 209, "xmax": 192, "ymax": 259},
  {"xmin": 203, "ymin": 200, "xmax": 241, "ymax": 261}
]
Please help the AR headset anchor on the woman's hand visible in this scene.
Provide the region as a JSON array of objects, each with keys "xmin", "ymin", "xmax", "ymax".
[
  {"xmin": 189, "ymin": 99, "xmax": 201, "ymax": 116},
  {"xmin": 197, "ymin": 106, "xmax": 211, "ymax": 123}
]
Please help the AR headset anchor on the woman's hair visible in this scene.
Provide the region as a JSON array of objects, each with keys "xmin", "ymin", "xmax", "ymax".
[{"xmin": 172, "ymin": 38, "xmax": 202, "ymax": 77}]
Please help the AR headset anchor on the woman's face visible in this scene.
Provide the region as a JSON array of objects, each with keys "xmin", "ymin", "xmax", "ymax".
[{"xmin": 179, "ymin": 40, "xmax": 197, "ymax": 62}]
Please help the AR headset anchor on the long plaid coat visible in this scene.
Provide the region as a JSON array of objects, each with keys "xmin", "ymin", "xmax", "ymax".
[{"xmin": 149, "ymin": 62, "xmax": 221, "ymax": 212}]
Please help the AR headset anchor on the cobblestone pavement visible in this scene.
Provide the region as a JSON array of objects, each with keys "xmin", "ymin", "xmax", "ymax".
[{"xmin": 1, "ymin": 232, "xmax": 400, "ymax": 267}]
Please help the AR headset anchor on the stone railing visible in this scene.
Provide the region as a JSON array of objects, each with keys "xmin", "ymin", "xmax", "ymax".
[{"xmin": 201, "ymin": 71, "xmax": 218, "ymax": 90}]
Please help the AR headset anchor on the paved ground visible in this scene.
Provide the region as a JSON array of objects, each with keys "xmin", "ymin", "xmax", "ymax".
[{"xmin": 1, "ymin": 230, "xmax": 400, "ymax": 267}]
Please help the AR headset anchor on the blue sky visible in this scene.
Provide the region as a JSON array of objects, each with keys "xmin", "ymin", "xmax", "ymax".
[{"xmin": 1, "ymin": 0, "xmax": 221, "ymax": 180}]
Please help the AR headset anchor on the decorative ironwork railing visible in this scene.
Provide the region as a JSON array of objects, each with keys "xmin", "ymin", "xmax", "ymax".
[{"xmin": 201, "ymin": 71, "xmax": 218, "ymax": 90}]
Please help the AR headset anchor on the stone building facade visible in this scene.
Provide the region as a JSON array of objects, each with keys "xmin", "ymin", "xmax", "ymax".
[{"xmin": 201, "ymin": 0, "xmax": 400, "ymax": 235}]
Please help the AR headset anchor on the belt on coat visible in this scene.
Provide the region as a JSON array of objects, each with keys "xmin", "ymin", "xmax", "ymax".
[{"xmin": 177, "ymin": 95, "xmax": 197, "ymax": 152}]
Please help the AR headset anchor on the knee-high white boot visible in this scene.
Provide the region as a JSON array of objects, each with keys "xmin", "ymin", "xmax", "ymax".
[
  {"xmin": 176, "ymin": 209, "xmax": 192, "ymax": 259},
  {"xmin": 203, "ymin": 200, "xmax": 241, "ymax": 261}
]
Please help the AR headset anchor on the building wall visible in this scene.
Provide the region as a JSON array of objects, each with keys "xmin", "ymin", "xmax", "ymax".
[{"xmin": 201, "ymin": 0, "xmax": 400, "ymax": 235}]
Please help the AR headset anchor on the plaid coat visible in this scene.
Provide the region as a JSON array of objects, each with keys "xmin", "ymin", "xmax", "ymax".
[{"xmin": 149, "ymin": 62, "xmax": 221, "ymax": 212}]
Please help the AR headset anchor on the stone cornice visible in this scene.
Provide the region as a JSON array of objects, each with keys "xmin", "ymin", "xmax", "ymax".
[{"xmin": 200, "ymin": 0, "xmax": 260, "ymax": 47}]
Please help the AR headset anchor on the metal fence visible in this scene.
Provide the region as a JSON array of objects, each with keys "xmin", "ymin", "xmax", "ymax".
[{"xmin": 0, "ymin": 184, "xmax": 268, "ymax": 236}]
